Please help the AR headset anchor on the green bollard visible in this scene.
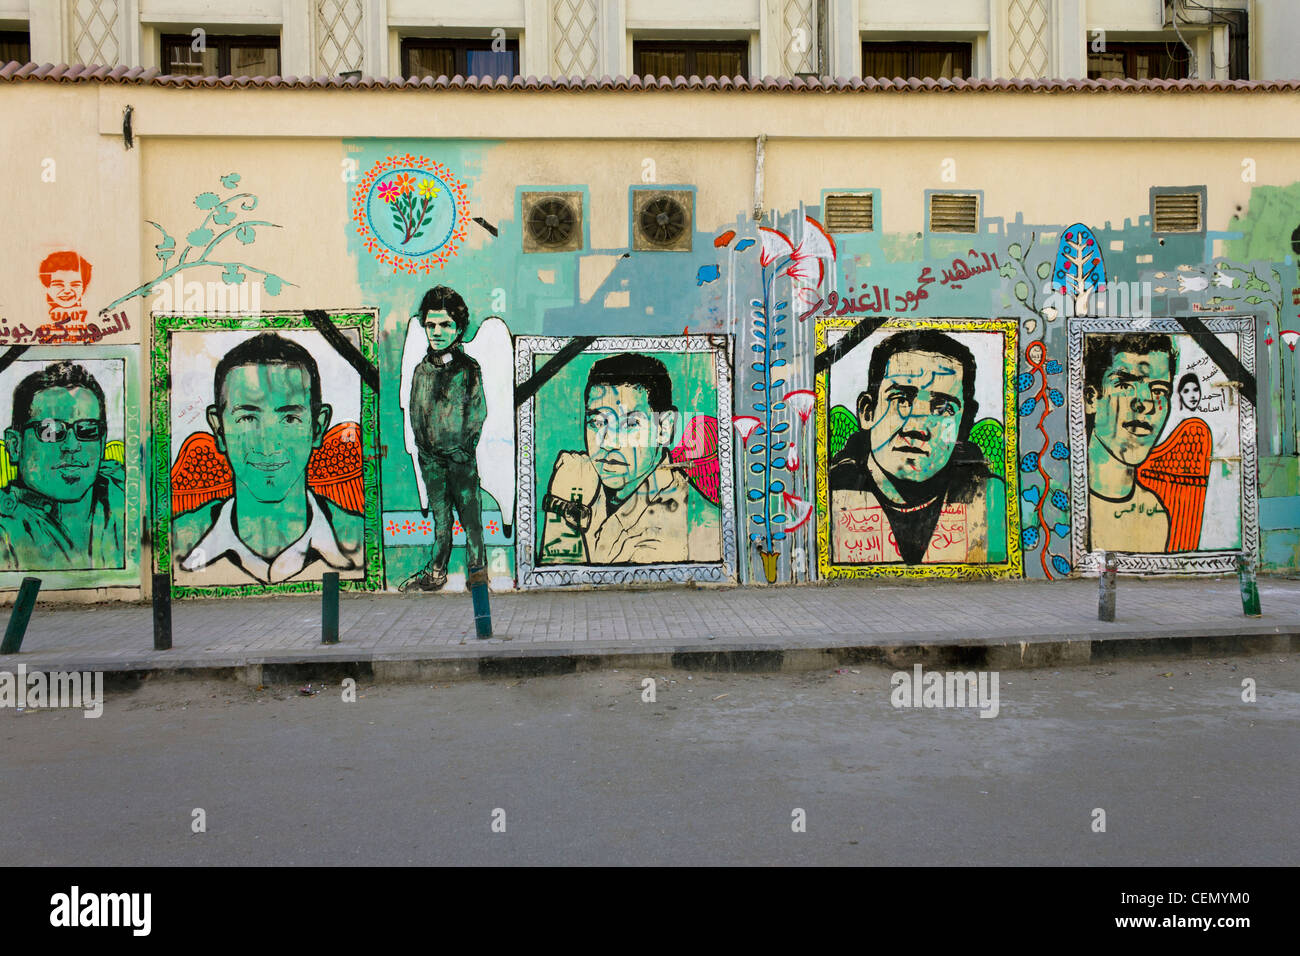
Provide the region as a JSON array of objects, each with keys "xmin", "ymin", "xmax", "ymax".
[
  {"xmin": 1, "ymin": 577, "xmax": 41, "ymax": 654},
  {"xmin": 468, "ymin": 566, "xmax": 492, "ymax": 639},
  {"xmin": 1238, "ymin": 554, "xmax": 1261, "ymax": 618},
  {"xmin": 322, "ymin": 572, "xmax": 340, "ymax": 644}
]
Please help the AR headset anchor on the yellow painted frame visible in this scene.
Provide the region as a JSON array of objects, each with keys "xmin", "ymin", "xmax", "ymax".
[{"xmin": 815, "ymin": 316, "xmax": 1022, "ymax": 580}]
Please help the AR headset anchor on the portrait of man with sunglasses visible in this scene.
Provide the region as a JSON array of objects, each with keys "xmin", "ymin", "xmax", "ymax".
[{"xmin": 0, "ymin": 360, "xmax": 124, "ymax": 570}]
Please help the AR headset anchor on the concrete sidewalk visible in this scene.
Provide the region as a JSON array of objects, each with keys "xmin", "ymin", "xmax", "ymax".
[{"xmin": 2, "ymin": 576, "xmax": 1297, "ymax": 682}]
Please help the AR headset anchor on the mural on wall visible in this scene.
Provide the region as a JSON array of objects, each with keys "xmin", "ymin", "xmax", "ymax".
[
  {"xmin": 395, "ymin": 285, "xmax": 515, "ymax": 591},
  {"xmin": 0, "ymin": 348, "xmax": 141, "ymax": 588},
  {"xmin": 816, "ymin": 317, "xmax": 1021, "ymax": 579},
  {"xmin": 108, "ymin": 173, "xmax": 293, "ymax": 321},
  {"xmin": 738, "ymin": 221, "xmax": 833, "ymax": 582},
  {"xmin": 351, "ymin": 155, "xmax": 471, "ymax": 274},
  {"xmin": 1068, "ymin": 316, "xmax": 1257, "ymax": 573},
  {"xmin": 515, "ymin": 335, "xmax": 735, "ymax": 587},
  {"xmin": 152, "ymin": 312, "xmax": 381, "ymax": 596}
]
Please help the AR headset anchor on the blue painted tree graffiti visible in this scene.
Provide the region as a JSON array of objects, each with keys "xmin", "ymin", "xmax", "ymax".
[
  {"xmin": 747, "ymin": 229, "xmax": 795, "ymax": 582},
  {"xmin": 1054, "ymin": 223, "xmax": 1105, "ymax": 316}
]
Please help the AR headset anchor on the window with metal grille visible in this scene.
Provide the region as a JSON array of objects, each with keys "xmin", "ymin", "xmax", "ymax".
[
  {"xmin": 401, "ymin": 37, "xmax": 519, "ymax": 80},
  {"xmin": 633, "ymin": 41, "xmax": 748, "ymax": 79},
  {"xmin": 1152, "ymin": 192, "xmax": 1203, "ymax": 233},
  {"xmin": 161, "ymin": 34, "xmax": 280, "ymax": 77},
  {"xmin": 0, "ymin": 30, "xmax": 30, "ymax": 64},
  {"xmin": 1087, "ymin": 41, "xmax": 1189, "ymax": 80},
  {"xmin": 928, "ymin": 193, "xmax": 979, "ymax": 233},
  {"xmin": 824, "ymin": 194, "xmax": 874, "ymax": 233},
  {"xmin": 862, "ymin": 42, "xmax": 971, "ymax": 80}
]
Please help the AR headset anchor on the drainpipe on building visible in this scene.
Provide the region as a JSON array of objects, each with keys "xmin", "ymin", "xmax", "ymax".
[
  {"xmin": 752, "ymin": 133, "xmax": 766, "ymax": 222},
  {"xmin": 816, "ymin": 0, "xmax": 827, "ymax": 76}
]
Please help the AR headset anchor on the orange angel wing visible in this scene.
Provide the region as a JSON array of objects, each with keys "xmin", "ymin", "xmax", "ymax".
[
  {"xmin": 1136, "ymin": 417, "xmax": 1213, "ymax": 552},
  {"xmin": 171, "ymin": 432, "xmax": 233, "ymax": 515},
  {"xmin": 307, "ymin": 422, "xmax": 365, "ymax": 514}
]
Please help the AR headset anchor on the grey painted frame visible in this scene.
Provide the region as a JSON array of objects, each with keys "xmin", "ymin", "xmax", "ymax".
[
  {"xmin": 515, "ymin": 334, "xmax": 736, "ymax": 589},
  {"xmin": 1067, "ymin": 315, "xmax": 1258, "ymax": 575}
]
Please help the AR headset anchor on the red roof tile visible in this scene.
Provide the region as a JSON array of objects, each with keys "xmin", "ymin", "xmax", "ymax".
[{"xmin": 1, "ymin": 61, "xmax": 1297, "ymax": 92}]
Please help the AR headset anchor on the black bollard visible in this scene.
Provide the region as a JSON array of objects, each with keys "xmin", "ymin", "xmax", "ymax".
[
  {"xmin": 1098, "ymin": 551, "xmax": 1117, "ymax": 622},
  {"xmin": 322, "ymin": 572, "xmax": 340, "ymax": 644},
  {"xmin": 1, "ymin": 577, "xmax": 41, "ymax": 654},
  {"xmin": 152, "ymin": 573, "xmax": 172, "ymax": 651}
]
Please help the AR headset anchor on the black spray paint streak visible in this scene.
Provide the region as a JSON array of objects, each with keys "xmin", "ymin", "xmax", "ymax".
[
  {"xmin": 1174, "ymin": 315, "xmax": 1257, "ymax": 407},
  {"xmin": 813, "ymin": 317, "xmax": 889, "ymax": 374},
  {"xmin": 515, "ymin": 336, "xmax": 597, "ymax": 408},
  {"xmin": 304, "ymin": 309, "xmax": 379, "ymax": 393},
  {"xmin": 0, "ymin": 345, "xmax": 31, "ymax": 376}
]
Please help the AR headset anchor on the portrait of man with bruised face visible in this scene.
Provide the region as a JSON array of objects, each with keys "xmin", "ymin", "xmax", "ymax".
[
  {"xmin": 829, "ymin": 329, "xmax": 1004, "ymax": 566},
  {"xmin": 172, "ymin": 332, "xmax": 363, "ymax": 585},
  {"xmin": 1083, "ymin": 333, "xmax": 1176, "ymax": 553},
  {"xmin": 540, "ymin": 352, "xmax": 720, "ymax": 566}
]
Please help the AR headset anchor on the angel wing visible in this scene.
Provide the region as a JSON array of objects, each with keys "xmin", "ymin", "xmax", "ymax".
[
  {"xmin": 1136, "ymin": 417, "xmax": 1212, "ymax": 552},
  {"xmin": 463, "ymin": 316, "xmax": 515, "ymax": 532},
  {"xmin": 398, "ymin": 314, "xmax": 429, "ymax": 512}
]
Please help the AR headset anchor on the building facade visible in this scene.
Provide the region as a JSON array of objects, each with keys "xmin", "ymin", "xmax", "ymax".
[
  {"xmin": 0, "ymin": 1, "xmax": 1287, "ymax": 83},
  {"xmin": 0, "ymin": 2, "xmax": 1298, "ymax": 603}
]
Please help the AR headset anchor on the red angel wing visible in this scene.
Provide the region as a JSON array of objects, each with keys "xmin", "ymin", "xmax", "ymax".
[{"xmin": 670, "ymin": 415, "xmax": 720, "ymax": 506}]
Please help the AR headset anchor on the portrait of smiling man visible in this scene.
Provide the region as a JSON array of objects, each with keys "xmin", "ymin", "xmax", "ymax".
[
  {"xmin": 829, "ymin": 329, "xmax": 1004, "ymax": 565},
  {"xmin": 1083, "ymin": 333, "xmax": 1176, "ymax": 553},
  {"xmin": 540, "ymin": 352, "xmax": 719, "ymax": 566},
  {"xmin": 173, "ymin": 332, "xmax": 363, "ymax": 585},
  {"xmin": 0, "ymin": 360, "xmax": 124, "ymax": 570}
]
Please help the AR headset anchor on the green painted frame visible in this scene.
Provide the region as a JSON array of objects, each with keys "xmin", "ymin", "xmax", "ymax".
[
  {"xmin": 151, "ymin": 310, "xmax": 382, "ymax": 598},
  {"xmin": 0, "ymin": 345, "xmax": 143, "ymax": 592}
]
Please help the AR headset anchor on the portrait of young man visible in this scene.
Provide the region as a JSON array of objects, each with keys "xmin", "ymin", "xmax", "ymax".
[
  {"xmin": 173, "ymin": 332, "xmax": 363, "ymax": 585},
  {"xmin": 38, "ymin": 251, "xmax": 92, "ymax": 324},
  {"xmin": 400, "ymin": 285, "xmax": 487, "ymax": 593},
  {"xmin": 0, "ymin": 360, "xmax": 124, "ymax": 570},
  {"xmin": 1083, "ymin": 333, "xmax": 1176, "ymax": 553},
  {"xmin": 540, "ymin": 352, "xmax": 720, "ymax": 566},
  {"xmin": 829, "ymin": 329, "xmax": 1004, "ymax": 565}
]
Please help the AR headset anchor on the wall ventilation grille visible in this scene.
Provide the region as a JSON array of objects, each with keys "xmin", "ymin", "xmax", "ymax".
[
  {"xmin": 928, "ymin": 193, "xmax": 979, "ymax": 233},
  {"xmin": 824, "ymin": 193, "xmax": 874, "ymax": 232},
  {"xmin": 1152, "ymin": 192, "xmax": 1203, "ymax": 233}
]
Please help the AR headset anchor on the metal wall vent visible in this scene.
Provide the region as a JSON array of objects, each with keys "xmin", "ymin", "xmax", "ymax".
[
  {"xmin": 1152, "ymin": 192, "xmax": 1203, "ymax": 233},
  {"xmin": 824, "ymin": 193, "xmax": 874, "ymax": 232},
  {"xmin": 632, "ymin": 189, "xmax": 693, "ymax": 251},
  {"xmin": 522, "ymin": 191, "xmax": 583, "ymax": 252},
  {"xmin": 928, "ymin": 193, "xmax": 979, "ymax": 233}
]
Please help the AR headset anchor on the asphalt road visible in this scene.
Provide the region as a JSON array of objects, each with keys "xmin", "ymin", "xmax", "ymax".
[{"xmin": 2, "ymin": 655, "xmax": 1296, "ymax": 866}]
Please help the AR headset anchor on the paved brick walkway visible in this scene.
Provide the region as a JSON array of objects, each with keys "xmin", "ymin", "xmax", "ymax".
[{"xmin": 3, "ymin": 576, "xmax": 1298, "ymax": 674}]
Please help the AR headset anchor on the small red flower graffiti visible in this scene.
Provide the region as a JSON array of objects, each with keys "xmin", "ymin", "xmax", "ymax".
[
  {"xmin": 386, "ymin": 521, "xmax": 398, "ymax": 535},
  {"xmin": 419, "ymin": 520, "xmax": 432, "ymax": 535},
  {"xmin": 402, "ymin": 521, "xmax": 415, "ymax": 534},
  {"xmin": 486, "ymin": 520, "xmax": 499, "ymax": 534},
  {"xmin": 453, "ymin": 521, "xmax": 463, "ymax": 535}
]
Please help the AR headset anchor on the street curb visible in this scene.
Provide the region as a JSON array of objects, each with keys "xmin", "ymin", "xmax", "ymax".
[{"xmin": 35, "ymin": 627, "xmax": 1299, "ymax": 688}]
